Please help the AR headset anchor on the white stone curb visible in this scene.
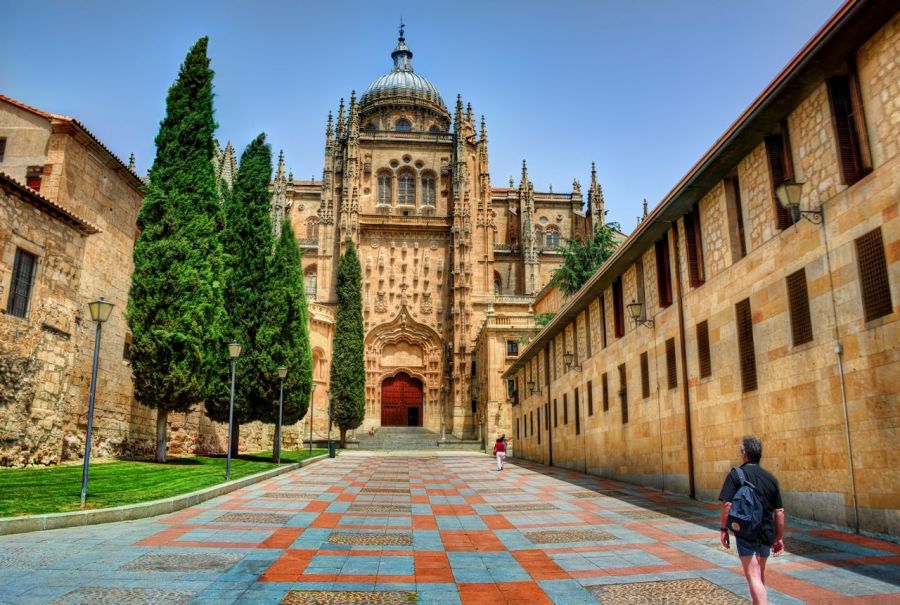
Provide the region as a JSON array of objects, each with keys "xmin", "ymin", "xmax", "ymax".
[{"xmin": 0, "ymin": 453, "xmax": 329, "ymax": 536}]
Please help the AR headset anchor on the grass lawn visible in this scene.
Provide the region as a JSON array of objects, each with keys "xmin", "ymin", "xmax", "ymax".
[{"xmin": 0, "ymin": 448, "xmax": 328, "ymax": 517}]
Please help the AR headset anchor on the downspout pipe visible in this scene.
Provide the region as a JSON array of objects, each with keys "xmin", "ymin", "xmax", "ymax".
[{"xmin": 671, "ymin": 225, "xmax": 696, "ymax": 499}]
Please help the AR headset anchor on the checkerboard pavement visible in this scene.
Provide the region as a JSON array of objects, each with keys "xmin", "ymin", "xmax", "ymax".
[{"xmin": 1, "ymin": 452, "xmax": 898, "ymax": 604}]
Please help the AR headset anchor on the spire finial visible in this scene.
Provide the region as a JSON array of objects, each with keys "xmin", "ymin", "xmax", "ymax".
[
  {"xmin": 127, "ymin": 153, "xmax": 136, "ymax": 172},
  {"xmin": 642, "ymin": 198, "xmax": 649, "ymax": 218},
  {"xmin": 399, "ymin": 18, "xmax": 405, "ymax": 41}
]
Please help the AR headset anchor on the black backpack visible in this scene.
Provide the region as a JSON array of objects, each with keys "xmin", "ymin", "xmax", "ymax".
[{"xmin": 727, "ymin": 467, "xmax": 765, "ymax": 542}]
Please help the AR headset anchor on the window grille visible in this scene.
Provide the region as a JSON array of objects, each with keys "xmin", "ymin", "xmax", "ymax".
[
  {"xmin": 697, "ymin": 320, "xmax": 712, "ymax": 378},
  {"xmin": 618, "ymin": 363, "xmax": 628, "ymax": 423},
  {"xmin": 563, "ymin": 393, "xmax": 568, "ymax": 425},
  {"xmin": 612, "ymin": 277, "xmax": 625, "ymax": 338},
  {"xmin": 397, "ymin": 172, "xmax": 415, "ymax": 205},
  {"xmin": 855, "ymin": 228, "xmax": 892, "ymax": 322},
  {"xmin": 787, "ymin": 269, "xmax": 813, "ymax": 345},
  {"xmin": 602, "ymin": 373, "xmax": 609, "ymax": 412},
  {"xmin": 736, "ymin": 298, "xmax": 757, "ymax": 392},
  {"xmin": 683, "ymin": 206, "xmax": 705, "ymax": 287},
  {"xmin": 666, "ymin": 338, "xmax": 677, "ymax": 389},
  {"xmin": 640, "ymin": 352, "xmax": 650, "ymax": 398},
  {"xmin": 587, "ymin": 380, "xmax": 594, "ymax": 415},
  {"xmin": 377, "ymin": 173, "xmax": 392, "ymax": 205},
  {"xmin": 6, "ymin": 248, "xmax": 37, "ymax": 318},
  {"xmin": 574, "ymin": 388, "xmax": 580, "ymax": 435},
  {"xmin": 827, "ymin": 74, "xmax": 870, "ymax": 185},
  {"xmin": 421, "ymin": 174, "xmax": 436, "ymax": 206},
  {"xmin": 655, "ymin": 235, "xmax": 673, "ymax": 307},
  {"xmin": 765, "ymin": 130, "xmax": 795, "ymax": 230}
]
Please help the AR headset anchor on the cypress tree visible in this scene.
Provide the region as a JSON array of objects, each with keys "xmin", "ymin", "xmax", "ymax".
[
  {"xmin": 126, "ymin": 37, "xmax": 228, "ymax": 462},
  {"xmin": 204, "ymin": 134, "xmax": 275, "ymax": 455},
  {"xmin": 257, "ymin": 220, "xmax": 313, "ymax": 460},
  {"xmin": 329, "ymin": 241, "xmax": 365, "ymax": 447}
]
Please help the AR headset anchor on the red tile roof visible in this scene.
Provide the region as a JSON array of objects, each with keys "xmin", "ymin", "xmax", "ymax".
[{"xmin": 0, "ymin": 94, "xmax": 144, "ymax": 192}]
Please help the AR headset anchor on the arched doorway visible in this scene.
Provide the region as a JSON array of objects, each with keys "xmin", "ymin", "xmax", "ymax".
[{"xmin": 381, "ymin": 373, "xmax": 423, "ymax": 427}]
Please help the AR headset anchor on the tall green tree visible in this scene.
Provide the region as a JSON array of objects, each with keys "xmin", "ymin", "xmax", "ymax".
[
  {"xmin": 549, "ymin": 222, "xmax": 621, "ymax": 297},
  {"xmin": 126, "ymin": 37, "xmax": 228, "ymax": 462},
  {"xmin": 204, "ymin": 134, "xmax": 275, "ymax": 455},
  {"xmin": 257, "ymin": 220, "xmax": 313, "ymax": 461},
  {"xmin": 329, "ymin": 241, "xmax": 365, "ymax": 447}
]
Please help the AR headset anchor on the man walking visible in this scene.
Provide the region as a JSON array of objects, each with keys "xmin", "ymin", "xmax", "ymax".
[{"xmin": 719, "ymin": 436, "xmax": 785, "ymax": 605}]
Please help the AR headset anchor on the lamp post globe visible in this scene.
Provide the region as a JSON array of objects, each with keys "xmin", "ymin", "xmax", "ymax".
[{"xmin": 81, "ymin": 297, "xmax": 114, "ymax": 506}]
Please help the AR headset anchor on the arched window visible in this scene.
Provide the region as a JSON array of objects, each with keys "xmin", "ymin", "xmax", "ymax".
[
  {"xmin": 534, "ymin": 226, "xmax": 543, "ymax": 250},
  {"xmin": 304, "ymin": 265, "xmax": 317, "ymax": 298},
  {"xmin": 397, "ymin": 171, "xmax": 415, "ymax": 205},
  {"xmin": 363, "ymin": 122, "xmax": 376, "ymax": 131},
  {"xmin": 421, "ymin": 173, "xmax": 436, "ymax": 206},
  {"xmin": 395, "ymin": 119, "xmax": 412, "ymax": 132},
  {"xmin": 306, "ymin": 218, "xmax": 318, "ymax": 240},
  {"xmin": 493, "ymin": 271, "xmax": 502, "ymax": 295},
  {"xmin": 545, "ymin": 227, "xmax": 560, "ymax": 249},
  {"xmin": 312, "ymin": 348, "xmax": 326, "ymax": 381},
  {"xmin": 377, "ymin": 172, "xmax": 392, "ymax": 205},
  {"xmin": 428, "ymin": 125, "xmax": 440, "ymax": 133}
]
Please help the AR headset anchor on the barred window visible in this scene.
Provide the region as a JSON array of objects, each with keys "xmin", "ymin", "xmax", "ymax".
[
  {"xmin": 421, "ymin": 174, "xmax": 436, "ymax": 206},
  {"xmin": 602, "ymin": 373, "xmax": 609, "ymax": 412},
  {"xmin": 563, "ymin": 393, "xmax": 568, "ymax": 425},
  {"xmin": 697, "ymin": 320, "xmax": 712, "ymax": 378},
  {"xmin": 640, "ymin": 352, "xmax": 650, "ymax": 399},
  {"xmin": 377, "ymin": 173, "xmax": 392, "ymax": 205},
  {"xmin": 6, "ymin": 248, "xmax": 37, "ymax": 319},
  {"xmin": 656, "ymin": 235, "xmax": 673, "ymax": 307},
  {"xmin": 618, "ymin": 363, "xmax": 628, "ymax": 423},
  {"xmin": 553, "ymin": 398, "xmax": 558, "ymax": 427},
  {"xmin": 683, "ymin": 205, "xmax": 705, "ymax": 287},
  {"xmin": 855, "ymin": 228, "xmax": 892, "ymax": 322},
  {"xmin": 666, "ymin": 338, "xmax": 677, "ymax": 389},
  {"xmin": 397, "ymin": 171, "xmax": 415, "ymax": 205},
  {"xmin": 736, "ymin": 298, "xmax": 757, "ymax": 392},
  {"xmin": 587, "ymin": 380, "xmax": 594, "ymax": 415},
  {"xmin": 787, "ymin": 269, "xmax": 813, "ymax": 345},
  {"xmin": 574, "ymin": 388, "xmax": 580, "ymax": 435}
]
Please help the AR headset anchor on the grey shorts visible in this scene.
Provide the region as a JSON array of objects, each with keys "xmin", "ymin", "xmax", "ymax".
[{"xmin": 736, "ymin": 537, "xmax": 771, "ymax": 558}]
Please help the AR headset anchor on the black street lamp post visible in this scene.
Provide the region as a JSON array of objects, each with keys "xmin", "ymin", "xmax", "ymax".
[
  {"xmin": 226, "ymin": 342, "xmax": 242, "ymax": 480},
  {"xmin": 275, "ymin": 366, "xmax": 287, "ymax": 464},
  {"xmin": 81, "ymin": 297, "xmax": 114, "ymax": 507}
]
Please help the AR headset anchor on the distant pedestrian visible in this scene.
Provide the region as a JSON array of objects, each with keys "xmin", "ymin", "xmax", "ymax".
[
  {"xmin": 492, "ymin": 436, "xmax": 506, "ymax": 471},
  {"xmin": 719, "ymin": 436, "xmax": 785, "ymax": 605}
]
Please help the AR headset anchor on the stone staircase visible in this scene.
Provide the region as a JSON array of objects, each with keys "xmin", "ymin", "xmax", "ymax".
[{"xmin": 353, "ymin": 427, "xmax": 483, "ymax": 451}]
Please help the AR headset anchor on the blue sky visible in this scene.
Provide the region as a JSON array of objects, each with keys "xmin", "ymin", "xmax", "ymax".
[{"xmin": 1, "ymin": 0, "xmax": 843, "ymax": 230}]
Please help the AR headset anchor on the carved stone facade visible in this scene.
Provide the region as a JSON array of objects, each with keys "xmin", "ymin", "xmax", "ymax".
[{"xmin": 280, "ymin": 29, "xmax": 611, "ymax": 438}]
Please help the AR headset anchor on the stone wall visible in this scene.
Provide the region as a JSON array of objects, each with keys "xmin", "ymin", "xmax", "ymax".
[
  {"xmin": 511, "ymin": 12, "xmax": 900, "ymax": 536},
  {"xmin": 0, "ymin": 178, "xmax": 89, "ymax": 466}
]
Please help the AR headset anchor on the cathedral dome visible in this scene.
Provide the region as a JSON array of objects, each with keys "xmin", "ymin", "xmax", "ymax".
[{"xmin": 360, "ymin": 27, "xmax": 447, "ymax": 115}]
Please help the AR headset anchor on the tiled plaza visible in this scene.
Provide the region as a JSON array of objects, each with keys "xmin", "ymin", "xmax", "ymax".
[{"xmin": 0, "ymin": 452, "xmax": 898, "ymax": 604}]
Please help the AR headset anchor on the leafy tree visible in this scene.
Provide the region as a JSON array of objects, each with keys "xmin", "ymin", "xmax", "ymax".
[
  {"xmin": 256, "ymin": 220, "xmax": 313, "ymax": 461},
  {"xmin": 549, "ymin": 222, "xmax": 621, "ymax": 297},
  {"xmin": 126, "ymin": 37, "xmax": 228, "ymax": 462},
  {"xmin": 329, "ymin": 241, "xmax": 365, "ymax": 447},
  {"xmin": 204, "ymin": 134, "xmax": 275, "ymax": 456}
]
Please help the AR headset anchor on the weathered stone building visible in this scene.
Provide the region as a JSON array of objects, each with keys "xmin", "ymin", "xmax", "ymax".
[
  {"xmin": 0, "ymin": 173, "xmax": 98, "ymax": 465},
  {"xmin": 271, "ymin": 27, "xmax": 610, "ymax": 441},
  {"xmin": 0, "ymin": 97, "xmax": 285, "ymax": 465},
  {"xmin": 506, "ymin": 0, "xmax": 899, "ymax": 536}
]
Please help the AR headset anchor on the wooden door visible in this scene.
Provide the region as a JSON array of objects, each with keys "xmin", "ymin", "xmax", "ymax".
[{"xmin": 381, "ymin": 373, "xmax": 423, "ymax": 427}]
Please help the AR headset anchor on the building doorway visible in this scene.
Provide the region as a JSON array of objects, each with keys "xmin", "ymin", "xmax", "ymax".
[{"xmin": 381, "ymin": 372, "xmax": 423, "ymax": 427}]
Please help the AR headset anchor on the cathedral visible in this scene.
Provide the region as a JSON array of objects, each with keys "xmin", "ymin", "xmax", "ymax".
[{"xmin": 264, "ymin": 27, "xmax": 612, "ymax": 440}]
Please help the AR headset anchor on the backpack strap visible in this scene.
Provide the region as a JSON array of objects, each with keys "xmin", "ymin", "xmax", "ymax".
[{"xmin": 731, "ymin": 467, "xmax": 758, "ymax": 490}]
